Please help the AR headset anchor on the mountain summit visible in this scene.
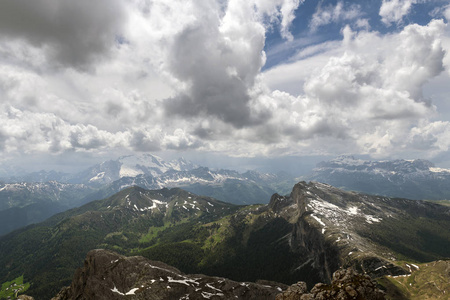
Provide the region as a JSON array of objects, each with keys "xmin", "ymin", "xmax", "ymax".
[{"xmin": 69, "ymin": 154, "xmax": 198, "ymax": 186}]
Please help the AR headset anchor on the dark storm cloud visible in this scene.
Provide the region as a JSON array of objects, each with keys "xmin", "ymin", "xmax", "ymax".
[
  {"xmin": 163, "ymin": 14, "xmax": 269, "ymax": 129},
  {"xmin": 0, "ymin": 0, "xmax": 126, "ymax": 70}
]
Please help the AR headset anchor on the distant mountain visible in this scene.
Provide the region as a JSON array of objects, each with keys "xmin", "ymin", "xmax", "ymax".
[
  {"xmin": 0, "ymin": 181, "xmax": 92, "ymax": 211},
  {"xmin": 1, "ymin": 182, "xmax": 448, "ymax": 299},
  {"xmin": 68, "ymin": 155, "xmax": 294, "ymax": 205},
  {"xmin": 4, "ymin": 170, "xmax": 71, "ymax": 183},
  {"xmin": 306, "ymin": 156, "xmax": 450, "ymax": 200},
  {"xmin": 0, "ymin": 181, "xmax": 94, "ymax": 236},
  {"xmin": 68, "ymin": 154, "xmax": 198, "ymax": 186},
  {"xmin": 0, "ymin": 154, "xmax": 294, "ymax": 236},
  {"xmin": 85, "ymin": 167, "xmax": 293, "ymax": 205}
]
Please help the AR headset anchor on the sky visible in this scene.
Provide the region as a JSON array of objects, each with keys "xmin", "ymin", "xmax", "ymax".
[{"xmin": 1, "ymin": 0, "xmax": 450, "ymax": 174}]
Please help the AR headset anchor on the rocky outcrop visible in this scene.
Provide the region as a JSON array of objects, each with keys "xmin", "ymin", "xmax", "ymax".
[
  {"xmin": 52, "ymin": 249, "xmax": 285, "ymax": 300},
  {"xmin": 276, "ymin": 268, "xmax": 385, "ymax": 300},
  {"xmin": 266, "ymin": 181, "xmax": 414, "ymax": 286}
]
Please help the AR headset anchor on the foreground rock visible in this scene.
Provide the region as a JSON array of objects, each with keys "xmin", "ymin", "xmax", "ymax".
[
  {"xmin": 52, "ymin": 249, "xmax": 286, "ymax": 300},
  {"xmin": 276, "ymin": 268, "xmax": 385, "ymax": 300}
]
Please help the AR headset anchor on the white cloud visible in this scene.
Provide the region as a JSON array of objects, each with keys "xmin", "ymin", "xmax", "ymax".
[
  {"xmin": 260, "ymin": 19, "xmax": 447, "ymax": 157},
  {"xmin": 0, "ymin": 0, "xmax": 449, "ymax": 165},
  {"xmin": 309, "ymin": 1, "xmax": 363, "ymax": 32},
  {"xmin": 379, "ymin": 0, "xmax": 419, "ymax": 26},
  {"xmin": 279, "ymin": 0, "xmax": 303, "ymax": 41},
  {"xmin": 254, "ymin": 0, "xmax": 304, "ymax": 41}
]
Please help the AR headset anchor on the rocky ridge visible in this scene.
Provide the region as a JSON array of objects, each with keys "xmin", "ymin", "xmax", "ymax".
[
  {"xmin": 51, "ymin": 249, "xmax": 285, "ymax": 300},
  {"xmin": 267, "ymin": 181, "xmax": 449, "ymax": 283}
]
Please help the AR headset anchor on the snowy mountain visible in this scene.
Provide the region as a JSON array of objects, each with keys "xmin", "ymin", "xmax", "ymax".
[
  {"xmin": 0, "ymin": 181, "xmax": 92, "ymax": 211},
  {"xmin": 306, "ymin": 156, "xmax": 450, "ymax": 200},
  {"xmin": 0, "ymin": 154, "xmax": 295, "ymax": 236},
  {"xmin": 68, "ymin": 154, "xmax": 198, "ymax": 186},
  {"xmin": 84, "ymin": 167, "xmax": 294, "ymax": 205},
  {"xmin": 0, "ymin": 181, "xmax": 94, "ymax": 236}
]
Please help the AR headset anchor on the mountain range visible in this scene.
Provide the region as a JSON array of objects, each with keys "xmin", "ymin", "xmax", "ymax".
[
  {"xmin": 0, "ymin": 154, "xmax": 295, "ymax": 236},
  {"xmin": 305, "ymin": 156, "xmax": 450, "ymax": 200},
  {"xmin": 0, "ymin": 181, "xmax": 448, "ymax": 299},
  {"xmin": 3, "ymin": 154, "xmax": 450, "ymax": 238}
]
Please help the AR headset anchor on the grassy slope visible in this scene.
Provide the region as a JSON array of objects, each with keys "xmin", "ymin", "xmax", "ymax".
[{"xmin": 378, "ymin": 260, "xmax": 450, "ymax": 300}]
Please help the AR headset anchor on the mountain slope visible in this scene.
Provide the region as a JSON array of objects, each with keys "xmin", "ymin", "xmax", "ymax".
[
  {"xmin": 0, "ymin": 182, "xmax": 94, "ymax": 236},
  {"xmin": 307, "ymin": 156, "xmax": 450, "ymax": 200},
  {"xmin": 0, "ymin": 186, "xmax": 237, "ymax": 299},
  {"xmin": 377, "ymin": 260, "xmax": 450, "ymax": 299},
  {"xmin": 0, "ymin": 181, "xmax": 92, "ymax": 211},
  {"xmin": 1, "ymin": 182, "xmax": 449, "ymax": 299}
]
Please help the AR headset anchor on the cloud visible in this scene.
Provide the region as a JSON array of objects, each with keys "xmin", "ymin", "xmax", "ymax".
[
  {"xmin": 445, "ymin": 5, "xmax": 450, "ymax": 21},
  {"xmin": 0, "ymin": 0, "xmax": 126, "ymax": 70},
  {"xmin": 309, "ymin": 1, "xmax": 363, "ymax": 32},
  {"xmin": 279, "ymin": 0, "xmax": 304, "ymax": 41},
  {"xmin": 0, "ymin": 0, "xmax": 449, "ymax": 164},
  {"xmin": 254, "ymin": 0, "xmax": 304, "ymax": 41},
  {"xmin": 159, "ymin": 0, "xmax": 302, "ymax": 128},
  {"xmin": 259, "ymin": 19, "xmax": 447, "ymax": 157},
  {"xmin": 379, "ymin": 0, "xmax": 420, "ymax": 26}
]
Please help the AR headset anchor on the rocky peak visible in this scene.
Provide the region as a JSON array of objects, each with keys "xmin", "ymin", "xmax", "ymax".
[
  {"xmin": 268, "ymin": 193, "xmax": 292, "ymax": 213},
  {"xmin": 52, "ymin": 249, "xmax": 286, "ymax": 300},
  {"xmin": 276, "ymin": 267, "xmax": 385, "ymax": 300}
]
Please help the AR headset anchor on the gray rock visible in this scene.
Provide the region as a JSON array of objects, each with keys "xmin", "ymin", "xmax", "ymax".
[
  {"xmin": 276, "ymin": 267, "xmax": 385, "ymax": 300},
  {"xmin": 52, "ymin": 249, "xmax": 285, "ymax": 300}
]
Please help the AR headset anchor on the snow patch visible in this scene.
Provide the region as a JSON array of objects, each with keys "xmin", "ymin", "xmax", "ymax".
[
  {"xmin": 347, "ymin": 206, "xmax": 358, "ymax": 215},
  {"xmin": 89, "ymin": 172, "xmax": 105, "ymax": 182},
  {"xmin": 311, "ymin": 214, "xmax": 326, "ymax": 227},
  {"xmin": 111, "ymin": 285, "xmax": 124, "ymax": 295},
  {"xmin": 125, "ymin": 288, "xmax": 139, "ymax": 295},
  {"xmin": 120, "ymin": 166, "xmax": 144, "ymax": 178},
  {"xmin": 201, "ymin": 291, "xmax": 224, "ymax": 299},
  {"xmin": 365, "ymin": 215, "xmax": 382, "ymax": 224},
  {"xmin": 206, "ymin": 283, "xmax": 222, "ymax": 292},
  {"xmin": 430, "ymin": 167, "xmax": 450, "ymax": 173}
]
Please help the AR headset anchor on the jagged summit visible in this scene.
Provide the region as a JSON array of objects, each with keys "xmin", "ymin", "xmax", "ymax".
[
  {"xmin": 51, "ymin": 249, "xmax": 284, "ymax": 300},
  {"xmin": 267, "ymin": 181, "xmax": 449, "ymax": 279}
]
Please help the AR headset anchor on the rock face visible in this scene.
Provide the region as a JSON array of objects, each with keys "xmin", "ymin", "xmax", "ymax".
[
  {"xmin": 268, "ymin": 181, "xmax": 412, "ymax": 286},
  {"xmin": 276, "ymin": 268, "xmax": 385, "ymax": 300},
  {"xmin": 52, "ymin": 249, "xmax": 285, "ymax": 300}
]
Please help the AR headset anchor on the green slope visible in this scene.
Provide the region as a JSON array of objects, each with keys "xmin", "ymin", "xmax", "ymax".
[
  {"xmin": 0, "ymin": 186, "xmax": 237, "ymax": 299},
  {"xmin": 1, "ymin": 184, "xmax": 449, "ymax": 300}
]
